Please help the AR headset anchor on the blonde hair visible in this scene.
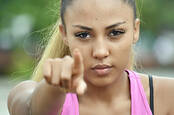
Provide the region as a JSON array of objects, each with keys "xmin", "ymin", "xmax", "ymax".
[{"xmin": 31, "ymin": 20, "xmax": 70, "ymax": 82}]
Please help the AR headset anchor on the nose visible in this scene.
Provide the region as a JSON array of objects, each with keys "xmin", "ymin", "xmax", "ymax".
[{"xmin": 92, "ymin": 39, "xmax": 109, "ymax": 60}]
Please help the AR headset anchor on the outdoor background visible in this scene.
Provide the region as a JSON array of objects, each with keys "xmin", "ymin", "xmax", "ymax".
[{"xmin": 1, "ymin": 0, "xmax": 174, "ymax": 114}]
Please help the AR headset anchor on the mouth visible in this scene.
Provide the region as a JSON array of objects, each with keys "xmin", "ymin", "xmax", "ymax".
[{"xmin": 91, "ymin": 64, "xmax": 113, "ymax": 76}]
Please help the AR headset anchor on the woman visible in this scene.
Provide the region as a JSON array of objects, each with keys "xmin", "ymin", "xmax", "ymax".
[{"xmin": 8, "ymin": 0, "xmax": 174, "ymax": 115}]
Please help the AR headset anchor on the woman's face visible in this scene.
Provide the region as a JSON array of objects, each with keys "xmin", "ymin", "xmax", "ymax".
[{"xmin": 60, "ymin": 0, "xmax": 140, "ymax": 87}]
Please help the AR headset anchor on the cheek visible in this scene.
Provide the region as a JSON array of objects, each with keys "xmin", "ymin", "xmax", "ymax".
[
  {"xmin": 111, "ymin": 35, "xmax": 133, "ymax": 69},
  {"xmin": 67, "ymin": 37, "xmax": 81, "ymax": 54}
]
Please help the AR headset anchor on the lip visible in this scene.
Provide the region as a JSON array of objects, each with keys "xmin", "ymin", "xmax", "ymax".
[
  {"xmin": 92, "ymin": 64, "xmax": 112, "ymax": 69},
  {"xmin": 91, "ymin": 64, "xmax": 113, "ymax": 76}
]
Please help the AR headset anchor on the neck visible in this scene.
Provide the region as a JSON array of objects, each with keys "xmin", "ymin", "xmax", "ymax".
[{"xmin": 78, "ymin": 71, "xmax": 130, "ymax": 104}]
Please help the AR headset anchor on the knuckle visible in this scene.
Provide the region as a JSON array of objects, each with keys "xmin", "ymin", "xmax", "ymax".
[
  {"xmin": 52, "ymin": 59, "xmax": 62, "ymax": 68},
  {"xmin": 43, "ymin": 59, "xmax": 51, "ymax": 66},
  {"xmin": 64, "ymin": 55, "xmax": 70, "ymax": 59},
  {"xmin": 51, "ymin": 83, "xmax": 59, "ymax": 87},
  {"xmin": 62, "ymin": 56, "xmax": 74, "ymax": 66},
  {"xmin": 69, "ymin": 58, "xmax": 74, "ymax": 64},
  {"xmin": 61, "ymin": 75, "xmax": 70, "ymax": 81},
  {"xmin": 64, "ymin": 56, "xmax": 72, "ymax": 61},
  {"xmin": 51, "ymin": 81, "xmax": 59, "ymax": 86},
  {"xmin": 55, "ymin": 58, "xmax": 62, "ymax": 62},
  {"xmin": 51, "ymin": 78, "xmax": 59, "ymax": 86},
  {"xmin": 47, "ymin": 58, "xmax": 54, "ymax": 63}
]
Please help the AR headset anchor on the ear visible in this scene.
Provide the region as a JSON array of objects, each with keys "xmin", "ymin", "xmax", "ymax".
[
  {"xmin": 133, "ymin": 18, "xmax": 140, "ymax": 44},
  {"xmin": 59, "ymin": 24, "xmax": 69, "ymax": 46}
]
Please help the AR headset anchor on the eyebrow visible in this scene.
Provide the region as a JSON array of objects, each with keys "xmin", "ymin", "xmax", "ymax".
[
  {"xmin": 72, "ymin": 21, "xmax": 126, "ymax": 31},
  {"xmin": 105, "ymin": 21, "xmax": 126, "ymax": 29},
  {"xmin": 72, "ymin": 25, "xmax": 93, "ymax": 31}
]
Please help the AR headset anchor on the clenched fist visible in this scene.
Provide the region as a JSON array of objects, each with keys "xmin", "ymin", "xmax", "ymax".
[{"xmin": 43, "ymin": 48, "xmax": 87, "ymax": 95}]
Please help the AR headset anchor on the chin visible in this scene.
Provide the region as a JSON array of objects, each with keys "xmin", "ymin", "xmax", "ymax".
[{"xmin": 84, "ymin": 74, "xmax": 116, "ymax": 87}]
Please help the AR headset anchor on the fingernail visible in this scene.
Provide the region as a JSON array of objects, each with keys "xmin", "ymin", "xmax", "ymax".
[{"xmin": 74, "ymin": 48, "xmax": 79, "ymax": 54}]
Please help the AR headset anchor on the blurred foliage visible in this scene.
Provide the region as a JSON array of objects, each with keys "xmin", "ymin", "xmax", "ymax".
[
  {"xmin": 140, "ymin": 0, "xmax": 174, "ymax": 35},
  {"xmin": 0, "ymin": 0, "xmax": 59, "ymax": 30},
  {"xmin": 9, "ymin": 47, "xmax": 34, "ymax": 80},
  {"xmin": 0, "ymin": 0, "xmax": 60, "ymax": 79}
]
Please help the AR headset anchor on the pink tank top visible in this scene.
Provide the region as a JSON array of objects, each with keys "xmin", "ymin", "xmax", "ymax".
[{"xmin": 61, "ymin": 70, "xmax": 153, "ymax": 115}]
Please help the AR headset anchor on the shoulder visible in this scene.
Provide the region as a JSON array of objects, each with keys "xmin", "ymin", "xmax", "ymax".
[
  {"xmin": 8, "ymin": 80, "xmax": 38, "ymax": 114},
  {"xmin": 137, "ymin": 72, "xmax": 174, "ymax": 115},
  {"xmin": 153, "ymin": 75, "xmax": 174, "ymax": 114},
  {"xmin": 8, "ymin": 80, "xmax": 38, "ymax": 106},
  {"xmin": 10, "ymin": 80, "xmax": 38, "ymax": 94},
  {"xmin": 9, "ymin": 80, "xmax": 37, "ymax": 97},
  {"xmin": 15, "ymin": 80, "xmax": 37, "ymax": 88}
]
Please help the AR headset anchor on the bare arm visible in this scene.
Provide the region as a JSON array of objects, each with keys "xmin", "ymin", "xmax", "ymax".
[
  {"xmin": 8, "ymin": 49, "xmax": 87, "ymax": 115},
  {"xmin": 8, "ymin": 80, "xmax": 66, "ymax": 115},
  {"xmin": 153, "ymin": 76, "xmax": 174, "ymax": 115},
  {"xmin": 8, "ymin": 80, "xmax": 37, "ymax": 115},
  {"xmin": 30, "ymin": 79, "xmax": 66, "ymax": 115}
]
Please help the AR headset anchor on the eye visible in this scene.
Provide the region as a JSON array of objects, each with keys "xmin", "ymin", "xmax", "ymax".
[
  {"xmin": 74, "ymin": 32, "xmax": 91, "ymax": 40},
  {"xmin": 108, "ymin": 29, "xmax": 125, "ymax": 38}
]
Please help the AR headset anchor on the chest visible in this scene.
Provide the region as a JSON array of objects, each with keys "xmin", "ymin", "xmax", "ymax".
[{"xmin": 79, "ymin": 100, "xmax": 131, "ymax": 115}]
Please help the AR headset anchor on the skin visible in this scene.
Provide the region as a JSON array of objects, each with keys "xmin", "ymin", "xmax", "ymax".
[{"xmin": 8, "ymin": 0, "xmax": 174, "ymax": 115}]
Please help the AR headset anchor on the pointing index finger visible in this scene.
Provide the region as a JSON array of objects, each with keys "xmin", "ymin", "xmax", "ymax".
[{"xmin": 72, "ymin": 48, "xmax": 84, "ymax": 75}]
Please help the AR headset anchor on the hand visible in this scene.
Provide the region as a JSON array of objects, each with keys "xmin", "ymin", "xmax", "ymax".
[{"xmin": 43, "ymin": 48, "xmax": 87, "ymax": 95}]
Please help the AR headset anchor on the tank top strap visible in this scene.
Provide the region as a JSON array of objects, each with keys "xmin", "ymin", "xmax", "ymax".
[
  {"xmin": 149, "ymin": 75, "xmax": 154, "ymax": 115},
  {"xmin": 61, "ymin": 93, "xmax": 79, "ymax": 115},
  {"xmin": 126, "ymin": 70, "xmax": 153, "ymax": 115}
]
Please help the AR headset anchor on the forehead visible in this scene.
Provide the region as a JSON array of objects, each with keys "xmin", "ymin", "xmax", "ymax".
[{"xmin": 65, "ymin": 0, "xmax": 134, "ymax": 27}]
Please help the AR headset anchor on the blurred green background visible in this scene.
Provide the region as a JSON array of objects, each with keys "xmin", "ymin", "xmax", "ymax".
[
  {"xmin": 0, "ymin": 0, "xmax": 174, "ymax": 114},
  {"xmin": 0, "ymin": 0, "xmax": 59, "ymax": 79}
]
